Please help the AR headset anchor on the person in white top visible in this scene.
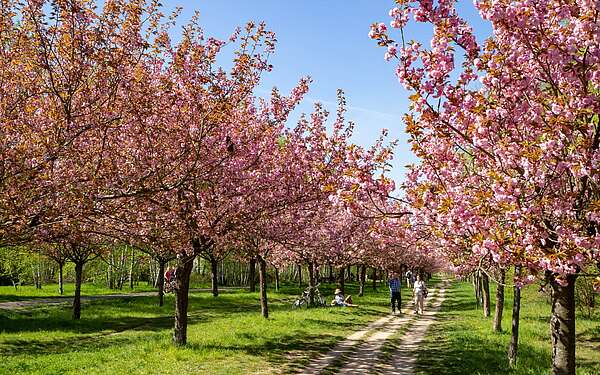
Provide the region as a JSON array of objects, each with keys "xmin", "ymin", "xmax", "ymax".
[{"xmin": 413, "ymin": 274, "xmax": 428, "ymax": 314}]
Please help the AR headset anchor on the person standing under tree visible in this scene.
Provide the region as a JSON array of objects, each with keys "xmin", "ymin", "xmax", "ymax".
[
  {"xmin": 388, "ymin": 272, "xmax": 401, "ymax": 314},
  {"xmin": 405, "ymin": 269, "xmax": 413, "ymax": 288},
  {"xmin": 413, "ymin": 274, "xmax": 427, "ymax": 315}
]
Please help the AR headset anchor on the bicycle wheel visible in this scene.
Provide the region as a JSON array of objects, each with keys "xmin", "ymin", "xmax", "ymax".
[
  {"xmin": 292, "ymin": 299, "xmax": 301, "ymax": 309},
  {"xmin": 318, "ymin": 295, "xmax": 326, "ymax": 306}
]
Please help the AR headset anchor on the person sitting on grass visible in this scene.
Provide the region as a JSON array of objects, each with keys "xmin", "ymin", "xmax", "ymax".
[{"xmin": 331, "ymin": 288, "xmax": 358, "ymax": 307}]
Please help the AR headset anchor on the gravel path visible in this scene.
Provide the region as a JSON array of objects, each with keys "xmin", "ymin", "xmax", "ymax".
[{"xmin": 297, "ymin": 281, "xmax": 448, "ymax": 375}]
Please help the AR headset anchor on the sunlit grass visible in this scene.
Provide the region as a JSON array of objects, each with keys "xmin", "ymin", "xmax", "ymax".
[
  {"xmin": 0, "ymin": 281, "xmax": 401, "ymax": 374},
  {"xmin": 415, "ymin": 280, "xmax": 600, "ymax": 375}
]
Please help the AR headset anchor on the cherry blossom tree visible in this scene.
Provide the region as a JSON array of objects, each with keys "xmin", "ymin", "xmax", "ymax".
[{"xmin": 371, "ymin": 1, "xmax": 599, "ymax": 373}]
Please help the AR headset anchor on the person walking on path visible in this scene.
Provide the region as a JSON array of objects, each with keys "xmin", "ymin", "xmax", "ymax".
[
  {"xmin": 388, "ymin": 272, "xmax": 401, "ymax": 314},
  {"xmin": 413, "ymin": 274, "xmax": 427, "ymax": 315},
  {"xmin": 405, "ymin": 270, "xmax": 413, "ymax": 289}
]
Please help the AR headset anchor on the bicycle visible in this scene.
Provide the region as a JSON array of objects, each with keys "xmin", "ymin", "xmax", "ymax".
[{"xmin": 292, "ymin": 283, "xmax": 327, "ymax": 308}]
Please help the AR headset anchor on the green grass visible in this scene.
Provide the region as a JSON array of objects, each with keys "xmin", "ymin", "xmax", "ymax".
[
  {"xmin": 415, "ymin": 280, "xmax": 600, "ymax": 375},
  {"xmin": 0, "ymin": 281, "xmax": 397, "ymax": 374},
  {"xmin": 0, "ymin": 283, "xmax": 160, "ymax": 302}
]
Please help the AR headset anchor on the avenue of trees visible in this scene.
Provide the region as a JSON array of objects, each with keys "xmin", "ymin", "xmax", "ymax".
[
  {"xmin": 363, "ymin": 1, "xmax": 599, "ymax": 374},
  {"xmin": 1, "ymin": 1, "xmax": 598, "ymax": 375}
]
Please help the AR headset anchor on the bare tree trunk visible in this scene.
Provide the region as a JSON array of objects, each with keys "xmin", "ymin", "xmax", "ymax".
[
  {"xmin": 297, "ymin": 264, "xmax": 302, "ymax": 286},
  {"xmin": 508, "ymin": 266, "xmax": 522, "ymax": 367},
  {"xmin": 257, "ymin": 255, "xmax": 269, "ymax": 318},
  {"xmin": 329, "ymin": 265, "xmax": 334, "ymax": 283},
  {"xmin": 307, "ymin": 262, "xmax": 316, "ymax": 305},
  {"xmin": 73, "ymin": 262, "xmax": 84, "ymax": 320},
  {"xmin": 482, "ymin": 272, "xmax": 491, "ymax": 317},
  {"xmin": 372, "ymin": 268, "xmax": 377, "ymax": 291},
  {"xmin": 274, "ymin": 266, "xmax": 280, "ymax": 292},
  {"xmin": 58, "ymin": 262, "xmax": 64, "ymax": 295},
  {"xmin": 337, "ymin": 267, "xmax": 345, "ymax": 295},
  {"xmin": 550, "ymin": 273, "xmax": 576, "ymax": 375},
  {"xmin": 248, "ymin": 257, "xmax": 256, "ymax": 292},
  {"xmin": 358, "ymin": 264, "xmax": 366, "ymax": 297},
  {"xmin": 210, "ymin": 258, "xmax": 219, "ymax": 297},
  {"xmin": 493, "ymin": 268, "xmax": 505, "ymax": 332},
  {"xmin": 157, "ymin": 259, "xmax": 166, "ymax": 307},
  {"xmin": 173, "ymin": 257, "xmax": 194, "ymax": 346},
  {"xmin": 128, "ymin": 247, "xmax": 135, "ymax": 290},
  {"xmin": 108, "ymin": 251, "xmax": 114, "ymax": 289}
]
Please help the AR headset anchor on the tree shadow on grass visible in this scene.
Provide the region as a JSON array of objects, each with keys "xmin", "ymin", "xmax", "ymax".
[
  {"xmin": 417, "ymin": 325, "xmax": 550, "ymax": 375},
  {"xmin": 186, "ymin": 331, "xmax": 345, "ymax": 372},
  {"xmin": 0, "ymin": 313, "xmax": 175, "ymax": 356},
  {"xmin": 0, "ymin": 292, "xmax": 267, "ymax": 336}
]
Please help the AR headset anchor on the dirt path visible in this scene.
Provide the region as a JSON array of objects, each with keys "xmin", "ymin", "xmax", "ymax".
[
  {"xmin": 376, "ymin": 281, "xmax": 448, "ymax": 375},
  {"xmin": 0, "ymin": 287, "xmax": 244, "ymax": 311},
  {"xmin": 297, "ymin": 281, "xmax": 448, "ymax": 375}
]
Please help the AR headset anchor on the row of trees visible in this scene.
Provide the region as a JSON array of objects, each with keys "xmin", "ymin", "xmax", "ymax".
[
  {"xmin": 362, "ymin": 1, "xmax": 599, "ymax": 374},
  {"xmin": 0, "ymin": 246, "xmax": 398, "ymax": 297},
  {"xmin": 1, "ymin": 0, "xmax": 442, "ymax": 347}
]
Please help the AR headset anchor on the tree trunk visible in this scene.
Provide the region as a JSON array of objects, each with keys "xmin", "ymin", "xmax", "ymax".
[
  {"xmin": 307, "ymin": 262, "xmax": 316, "ymax": 305},
  {"xmin": 358, "ymin": 264, "xmax": 366, "ymax": 297},
  {"xmin": 173, "ymin": 257, "xmax": 194, "ymax": 346},
  {"xmin": 337, "ymin": 267, "xmax": 345, "ymax": 295},
  {"xmin": 248, "ymin": 257, "xmax": 256, "ymax": 292},
  {"xmin": 372, "ymin": 268, "xmax": 377, "ymax": 291},
  {"xmin": 329, "ymin": 265, "xmax": 334, "ymax": 283},
  {"xmin": 157, "ymin": 259, "xmax": 166, "ymax": 307},
  {"xmin": 108, "ymin": 251, "xmax": 114, "ymax": 289},
  {"xmin": 58, "ymin": 262, "xmax": 64, "ymax": 295},
  {"xmin": 297, "ymin": 264, "xmax": 302, "ymax": 286},
  {"xmin": 210, "ymin": 258, "xmax": 219, "ymax": 297},
  {"xmin": 493, "ymin": 268, "xmax": 505, "ymax": 332},
  {"xmin": 73, "ymin": 262, "xmax": 84, "ymax": 320},
  {"xmin": 474, "ymin": 272, "xmax": 481, "ymax": 308},
  {"xmin": 274, "ymin": 266, "xmax": 280, "ymax": 292},
  {"xmin": 482, "ymin": 272, "xmax": 491, "ymax": 317},
  {"xmin": 257, "ymin": 255, "xmax": 269, "ymax": 318},
  {"xmin": 550, "ymin": 273, "xmax": 577, "ymax": 375},
  {"xmin": 508, "ymin": 266, "xmax": 521, "ymax": 367},
  {"xmin": 128, "ymin": 247, "xmax": 135, "ymax": 290}
]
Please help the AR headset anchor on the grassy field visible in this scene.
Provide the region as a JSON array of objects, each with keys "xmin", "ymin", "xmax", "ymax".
[
  {"xmin": 0, "ymin": 281, "xmax": 404, "ymax": 375},
  {"xmin": 415, "ymin": 279, "xmax": 600, "ymax": 375},
  {"xmin": 0, "ymin": 283, "xmax": 160, "ymax": 302}
]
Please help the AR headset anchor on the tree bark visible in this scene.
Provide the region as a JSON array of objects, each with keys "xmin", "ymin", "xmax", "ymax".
[
  {"xmin": 337, "ymin": 267, "xmax": 345, "ymax": 295},
  {"xmin": 157, "ymin": 259, "xmax": 166, "ymax": 307},
  {"xmin": 248, "ymin": 257, "xmax": 256, "ymax": 292},
  {"xmin": 372, "ymin": 268, "xmax": 377, "ymax": 291},
  {"xmin": 257, "ymin": 255, "xmax": 269, "ymax": 318},
  {"xmin": 482, "ymin": 272, "xmax": 491, "ymax": 317},
  {"xmin": 307, "ymin": 262, "xmax": 316, "ymax": 305},
  {"xmin": 329, "ymin": 265, "xmax": 334, "ymax": 283},
  {"xmin": 493, "ymin": 268, "xmax": 505, "ymax": 332},
  {"xmin": 550, "ymin": 273, "xmax": 577, "ymax": 375},
  {"xmin": 108, "ymin": 251, "xmax": 115, "ymax": 289},
  {"xmin": 173, "ymin": 257, "xmax": 194, "ymax": 346},
  {"xmin": 210, "ymin": 257, "xmax": 219, "ymax": 297},
  {"xmin": 358, "ymin": 264, "xmax": 366, "ymax": 297},
  {"xmin": 473, "ymin": 272, "xmax": 481, "ymax": 308},
  {"xmin": 274, "ymin": 266, "xmax": 280, "ymax": 292},
  {"xmin": 297, "ymin": 264, "xmax": 302, "ymax": 286},
  {"xmin": 508, "ymin": 266, "xmax": 522, "ymax": 367},
  {"xmin": 73, "ymin": 262, "xmax": 83, "ymax": 320},
  {"xmin": 58, "ymin": 262, "xmax": 64, "ymax": 295},
  {"xmin": 128, "ymin": 247, "xmax": 135, "ymax": 290}
]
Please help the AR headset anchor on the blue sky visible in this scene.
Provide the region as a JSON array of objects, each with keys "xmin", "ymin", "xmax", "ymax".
[{"xmin": 162, "ymin": 1, "xmax": 492, "ymax": 184}]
